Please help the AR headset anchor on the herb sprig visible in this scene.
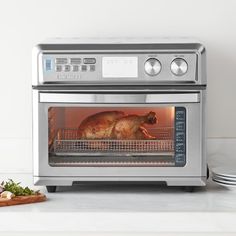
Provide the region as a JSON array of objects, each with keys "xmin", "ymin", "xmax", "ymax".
[{"xmin": 1, "ymin": 179, "xmax": 39, "ymax": 196}]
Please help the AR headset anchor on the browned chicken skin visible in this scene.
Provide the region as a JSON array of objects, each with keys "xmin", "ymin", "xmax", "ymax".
[
  {"xmin": 111, "ymin": 112, "xmax": 157, "ymax": 139},
  {"xmin": 78, "ymin": 111, "xmax": 157, "ymax": 140},
  {"xmin": 78, "ymin": 111, "xmax": 125, "ymax": 139}
]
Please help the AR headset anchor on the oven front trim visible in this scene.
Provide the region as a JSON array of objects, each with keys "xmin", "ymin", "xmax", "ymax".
[
  {"xmin": 39, "ymin": 92, "xmax": 200, "ymax": 104},
  {"xmin": 34, "ymin": 176, "xmax": 207, "ymax": 186}
]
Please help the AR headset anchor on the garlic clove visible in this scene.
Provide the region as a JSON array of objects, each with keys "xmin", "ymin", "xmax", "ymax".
[{"xmin": 0, "ymin": 191, "xmax": 15, "ymax": 199}]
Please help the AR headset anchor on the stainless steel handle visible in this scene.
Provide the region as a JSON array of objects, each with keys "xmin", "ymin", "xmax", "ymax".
[{"xmin": 39, "ymin": 93, "xmax": 200, "ymax": 103}]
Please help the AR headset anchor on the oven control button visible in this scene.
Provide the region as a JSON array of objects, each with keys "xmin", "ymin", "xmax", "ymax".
[
  {"xmin": 64, "ymin": 65, "xmax": 71, "ymax": 72},
  {"xmin": 176, "ymin": 110, "xmax": 185, "ymax": 120},
  {"xmin": 89, "ymin": 65, "xmax": 95, "ymax": 72},
  {"xmin": 176, "ymin": 132, "xmax": 185, "ymax": 142},
  {"xmin": 176, "ymin": 121, "xmax": 185, "ymax": 131},
  {"xmin": 83, "ymin": 58, "xmax": 96, "ymax": 64},
  {"xmin": 171, "ymin": 58, "xmax": 188, "ymax": 76},
  {"xmin": 144, "ymin": 58, "xmax": 161, "ymax": 76},
  {"xmin": 176, "ymin": 143, "xmax": 185, "ymax": 152},
  {"xmin": 70, "ymin": 58, "xmax": 81, "ymax": 64},
  {"xmin": 175, "ymin": 154, "xmax": 186, "ymax": 163},
  {"xmin": 72, "ymin": 65, "xmax": 79, "ymax": 72},
  {"xmin": 55, "ymin": 58, "xmax": 68, "ymax": 64},
  {"xmin": 81, "ymin": 65, "xmax": 87, "ymax": 71},
  {"xmin": 55, "ymin": 65, "xmax": 62, "ymax": 72}
]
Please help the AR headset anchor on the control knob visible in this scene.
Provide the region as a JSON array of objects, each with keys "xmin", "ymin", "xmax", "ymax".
[
  {"xmin": 171, "ymin": 58, "xmax": 188, "ymax": 76},
  {"xmin": 144, "ymin": 58, "xmax": 161, "ymax": 76}
]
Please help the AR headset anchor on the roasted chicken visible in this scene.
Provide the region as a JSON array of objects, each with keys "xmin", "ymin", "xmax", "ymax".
[{"xmin": 78, "ymin": 111, "xmax": 157, "ymax": 140}]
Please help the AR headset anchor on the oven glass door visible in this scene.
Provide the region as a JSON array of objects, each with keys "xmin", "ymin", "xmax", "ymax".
[{"xmin": 36, "ymin": 92, "xmax": 200, "ymax": 169}]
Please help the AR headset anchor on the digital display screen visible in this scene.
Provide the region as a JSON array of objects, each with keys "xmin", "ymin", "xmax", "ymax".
[
  {"xmin": 102, "ymin": 57, "xmax": 138, "ymax": 78},
  {"xmin": 44, "ymin": 58, "xmax": 53, "ymax": 72}
]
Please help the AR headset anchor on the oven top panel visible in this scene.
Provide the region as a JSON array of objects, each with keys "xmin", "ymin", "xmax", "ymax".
[{"xmin": 32, "ymin": 41, "xmax": 206, "ymax": 86}]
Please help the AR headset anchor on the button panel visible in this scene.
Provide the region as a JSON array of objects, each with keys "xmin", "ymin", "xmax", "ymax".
[
  {"xmin": 175, "ymin": 107, "xmax": 186, "ymax": 166},
  {"xmin": 41, "ymin": 52, "xmax": 197, "ymax": 83},
  {"xmin": 50, "ymin": 56, "xmax": 97, "ymax": 79}
]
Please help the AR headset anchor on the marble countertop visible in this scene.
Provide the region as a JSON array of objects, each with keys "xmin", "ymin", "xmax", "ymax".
[{"xmin": 0, "ymin": 173, "xmax": 236, "ymax": 234}]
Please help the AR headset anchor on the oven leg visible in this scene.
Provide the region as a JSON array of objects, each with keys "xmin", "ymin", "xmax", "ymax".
[
  {"xmin": 46, "ymin": 186, "xmax": 57, "ymax": 193},
  {"xmin": 207, "ymin": 164, "xmax": 209, "ymax": 179},
  {"xmin": 183, "ymin": 186, "xmax": 195, "ymax": 192}
]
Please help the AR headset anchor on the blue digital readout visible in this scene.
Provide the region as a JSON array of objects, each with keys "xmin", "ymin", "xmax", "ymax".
[{"xmin": 44, "ymin": 58, "xmax": 53, "ymax": 72}]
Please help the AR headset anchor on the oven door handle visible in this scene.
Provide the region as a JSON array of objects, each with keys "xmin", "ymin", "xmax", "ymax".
[{"xmin": 39, "ymin": 92, "xmax": 200, "ymax": 103}]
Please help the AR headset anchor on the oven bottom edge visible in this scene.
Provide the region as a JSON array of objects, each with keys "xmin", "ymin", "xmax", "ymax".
[{"xmin": 33, "ymin": 176, "xmax": 207, "ymax": 186}]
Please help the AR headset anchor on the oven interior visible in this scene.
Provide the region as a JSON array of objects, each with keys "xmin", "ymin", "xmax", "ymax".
[{"xmin": 48, "ymin": 106, "xmax": 186, "ymax": 167}]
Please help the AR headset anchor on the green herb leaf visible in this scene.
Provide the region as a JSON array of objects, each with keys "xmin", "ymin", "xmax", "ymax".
[{"xmin": 2, "ymin": 179, "xmax": 39, "ymax": 196}]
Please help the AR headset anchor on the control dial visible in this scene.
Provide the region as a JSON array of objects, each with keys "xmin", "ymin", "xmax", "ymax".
[
  {"xmin": 144, "ymin": 58, "xmax": 161, "ymax": 76},
  {"xmin": 171, "ymin": 58, "xmax": 188, "ymax": 76}
]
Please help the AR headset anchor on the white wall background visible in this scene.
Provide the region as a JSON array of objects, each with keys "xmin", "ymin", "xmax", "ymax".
[{"xmin": 0, "ymin": 0, "xmax": 236, "ymax": 173}]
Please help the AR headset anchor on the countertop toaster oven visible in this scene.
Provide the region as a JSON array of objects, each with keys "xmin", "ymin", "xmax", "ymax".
[{"xmin": 32, "ymin": 39, "xmax": 207, "ymax": 192}]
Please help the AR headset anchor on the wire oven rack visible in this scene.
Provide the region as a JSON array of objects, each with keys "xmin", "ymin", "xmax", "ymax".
[{"xmin": 52, "ymin": 128, "xmax": 174, "ymax": 156}]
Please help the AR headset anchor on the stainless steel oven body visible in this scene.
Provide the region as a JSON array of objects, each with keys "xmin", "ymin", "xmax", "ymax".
[{"xmin": 32, "ymin": 39, "xmax": 207, "ymax": 190}]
